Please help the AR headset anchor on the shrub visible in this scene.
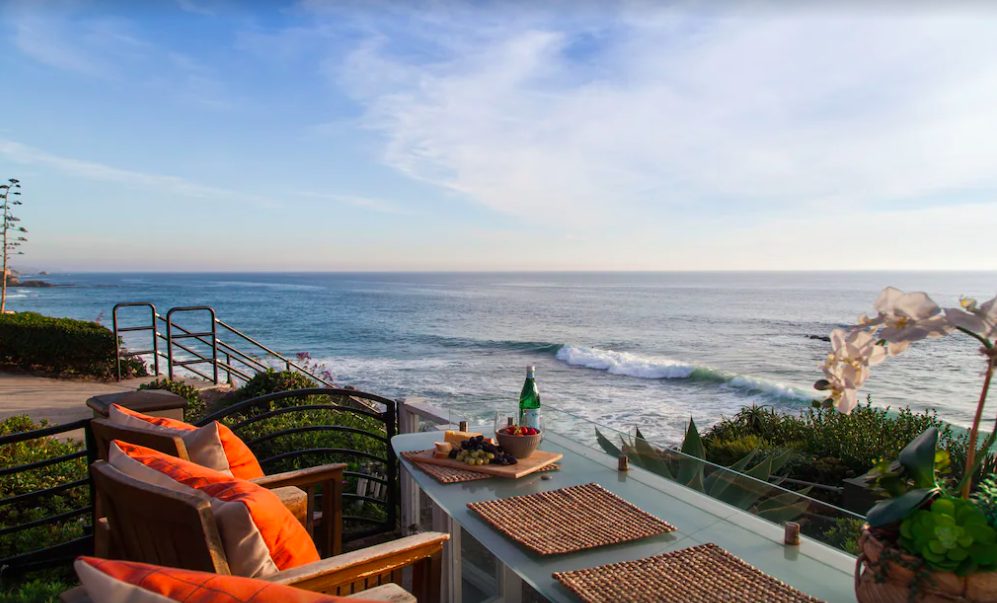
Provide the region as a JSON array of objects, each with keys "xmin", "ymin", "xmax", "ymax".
[
  {"xmin": 0, "ymin": 416, "xmax": 88, "ymax": 589},
  {"xmin": 704, "ymin": 434, "xmax": 773, "ymax": 467},
  {"xmin": 0, "ymin": 312, "xmax": 146, "ymax": 379},
  {"xmin": 819, "ymin": 517, "xmax": 864, "ymax": 556},
  {"xmin": 235, "ymin": 369, "xmax": 317, "ymax": 402},
  {"xmin": 0, "ymin": 578, "xmax": 70, "ymax": 603},
  {"xmin": 138, "ymin": 378, "xmax": 206, "ymax": 423},
  {"xmin": 704, "ymin": 400, "xmax": 951, "ymax": 481}
]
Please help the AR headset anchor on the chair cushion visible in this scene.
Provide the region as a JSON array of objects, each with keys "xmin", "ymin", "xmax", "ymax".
[
  {"xmin": 109, "ymin": 440, "xmax": 319, "ymax": 578},
  {"xmin": 109, "ymin": 403, "xmax": 264, "ymax": 479},
  {"xmin": 74, "ymin": 556, "xmax": 374, "ymax": 602}
]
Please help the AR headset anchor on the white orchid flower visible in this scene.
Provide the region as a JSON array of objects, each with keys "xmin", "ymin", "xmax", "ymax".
[
  {"xmin": 945, "ymin": 295, "xmax": 997, "ymax": 341},
  {"xmin": 820, "ymin": 328, "xmax": 886, "ymax": 413},
  {"xmin": 820, "ymin": 357, "xmax": 862, "ymax": 413},
  {"xmin": 872, "ymin": 287, "xmax": 952, "ymax": 343}
]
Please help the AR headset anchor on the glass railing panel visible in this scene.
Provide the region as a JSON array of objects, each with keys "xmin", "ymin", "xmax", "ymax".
[{"xmin": 539, "ymin": 405, "xmax": 865, "ymax": 556}]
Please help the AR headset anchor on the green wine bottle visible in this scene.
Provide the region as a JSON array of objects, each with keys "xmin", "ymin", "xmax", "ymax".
[{"xmin": 518, "ymin": 365, "xmax": 541, "ymax": 429}]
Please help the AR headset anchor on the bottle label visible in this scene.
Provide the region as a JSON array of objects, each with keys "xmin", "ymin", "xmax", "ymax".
[{"xmin": 521, "ymin": 408, "xmax": 541, "ymax": 430}]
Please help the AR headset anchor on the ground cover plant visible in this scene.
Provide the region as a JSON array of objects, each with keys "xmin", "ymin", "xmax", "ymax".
[
  {"xmin": 0, "ymin": 416, "xmax": 88, "ymax": 600},
  {"xmin": 0, "ymin": 312, "xmax": 145, "ymax": 380},
  {"xmin": 138, "ymin": 378, "xmax": 207, "ymax": 423},
  {"xmin": 701, "ymin": 400, "xmax": 955, "ymax": 494}
]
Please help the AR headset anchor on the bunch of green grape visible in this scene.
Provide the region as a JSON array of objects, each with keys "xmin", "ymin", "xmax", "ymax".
[
  {"xmin": 456, "ymin": 448, "xmax": 494, "ymax": 466},
  {"xmin": 448, "ymin": 435, "xmax": 518, "ymax": 466}
]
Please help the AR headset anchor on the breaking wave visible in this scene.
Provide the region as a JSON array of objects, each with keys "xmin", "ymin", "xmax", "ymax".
[{"xmin": 554, "ymin": 345, "xmax": 814, "ymax": 402}]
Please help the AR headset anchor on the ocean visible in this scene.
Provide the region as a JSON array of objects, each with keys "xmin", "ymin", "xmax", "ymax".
[{"xmin": 7, "ymin": 271, "xmax": 994, "ymax": 443}]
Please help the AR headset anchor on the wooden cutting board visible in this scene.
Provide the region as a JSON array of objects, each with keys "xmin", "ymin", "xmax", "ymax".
[{"xmin": 407, "ymin": 448, "xmax": 563, "ymax": 479}]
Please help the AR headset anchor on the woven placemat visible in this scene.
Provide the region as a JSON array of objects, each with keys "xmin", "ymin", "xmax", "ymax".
[
  {"xmin": 402, "ymin": 451, "xmax": 490, "ymax": 483},
  {"xmin": 468, "ymin": 482, "xmax": 674, "ymax": 555},
  {"xmin": 553, "ymin": 543, "xmax": 824, "ymax": 603}
]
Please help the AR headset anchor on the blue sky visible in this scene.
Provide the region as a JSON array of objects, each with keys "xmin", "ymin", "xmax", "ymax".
[{"xmin": 3, "ymin": 1, "xmax": 997, "ymax": 271}]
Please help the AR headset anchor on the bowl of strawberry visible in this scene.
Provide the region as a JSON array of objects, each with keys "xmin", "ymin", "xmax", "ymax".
[{"xmin": 495, "ymin": 425, "xmax": 542, "ymax": 459}]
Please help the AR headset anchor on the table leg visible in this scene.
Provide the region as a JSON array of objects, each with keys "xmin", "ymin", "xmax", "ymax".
[
  {"xmin": 432, "ymin": 502, "xmax": 462, "ymax": 603},
  {"xmin": 500, "ymin": 564, "xmax": 523, "ymax": 603}
]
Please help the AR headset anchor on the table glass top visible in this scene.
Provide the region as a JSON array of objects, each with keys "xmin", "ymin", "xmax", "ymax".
[{"xmin": 393, "ymin": 430, "xmax": 856, "ymax": 603}]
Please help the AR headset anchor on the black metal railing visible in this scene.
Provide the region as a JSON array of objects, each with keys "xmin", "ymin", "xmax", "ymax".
[
  {"xmin": 0, "ymin": 418, "xmax": 95, "ymax": 576},
  {"xmin": 112, "ymin": 303, "xmax": 334, "ymax": 388},
  {"xmin": 199, "ymin": 388, "xmax": 399, "ymax": 541}
]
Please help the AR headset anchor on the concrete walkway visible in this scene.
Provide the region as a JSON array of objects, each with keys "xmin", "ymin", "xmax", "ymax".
[{"xmin": 0, "ymin": 371, "xmax": 154, "ymax": 426}]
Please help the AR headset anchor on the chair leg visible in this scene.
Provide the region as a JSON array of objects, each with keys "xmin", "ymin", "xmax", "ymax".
[
  {"xmin": 411, "ymin": 551, "xmax": 443, "ymax": 603},
  {"xmin": 320, "ymin": 477, "xmax": 343, "ymax": 556}
]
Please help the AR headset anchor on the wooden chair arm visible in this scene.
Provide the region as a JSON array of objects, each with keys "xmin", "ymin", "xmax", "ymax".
[
  {"xmin": 61, "ymin": 578, "xmax": 416, "ymax": 602},
  {"xmin": 347, "ymin": 583, "xmax": 416, "ymax": 601},
  {"xmin": 252, "ymin": 463, "xmax": 347, "ymax": 557},
  {"xmin": 267, "ymin": 532, "xmax": 449, "ymax": 601},
  {"xmin": 252, "ymin": 463, "xmax": 347, "ymax": 489}
]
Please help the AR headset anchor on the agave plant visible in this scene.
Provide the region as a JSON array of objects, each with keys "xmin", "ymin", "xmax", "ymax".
[{"xmin": 595, "ymin": 419, "xmax": 810, "ymax": 524}]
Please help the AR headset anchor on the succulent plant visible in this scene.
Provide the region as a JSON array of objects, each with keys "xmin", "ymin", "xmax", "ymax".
[
  {"xmin": 974, "ymin": 476, "xmax": 997, "ymax": 528},
  {"xmin": 899, "ymin": 496, "xmax": 997, "ymax": 575}
]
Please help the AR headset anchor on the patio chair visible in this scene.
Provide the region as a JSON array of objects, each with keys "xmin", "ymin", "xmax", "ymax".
[
  {"xmin": 90, "ymin": 417, "xmax": 343, "ymax": 556},
  {"xmin": 87, "ymin": 459, "xmax": 447, "ymax": 601}
]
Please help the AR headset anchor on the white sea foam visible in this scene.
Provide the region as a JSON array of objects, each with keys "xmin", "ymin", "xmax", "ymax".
[
  {"xmin": 556, "ymin": 345, "xmax": 814, "ymax": 401},
  {"xmin": 556, "ymin": 345, "xmax": 696, "ymax": 379},
  {"xmin": 726, "ymin": 375, "xmax": 814, "ymax": 402}
]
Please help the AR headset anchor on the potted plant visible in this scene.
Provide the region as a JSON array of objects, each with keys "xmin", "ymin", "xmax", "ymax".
[{"xmin": 814, "ymin": 288, "xmax": 997, "ymax": 602}]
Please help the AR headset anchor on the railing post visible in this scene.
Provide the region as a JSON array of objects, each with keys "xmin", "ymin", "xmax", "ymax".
[
  {"xmin": 399, "ymin": 401, "xmax": 422, "ymax": 536},
  {"xmin": 225, "ymin": 352, "xmax": 233, "ymax": 385},
  {"xmin": 150, "ymin": 305, "xmax": 160, "ymax": 377},
  {"xmin": 208, "ymin": 309, "xmax": 218, "ymax": 385},
  {"xmin": 112, "ymin": 308, "xmax": 121, "ymax": 382},
  {"xmin": 165, "ymin": 311, "xmax": 175, "ymax": 381}
]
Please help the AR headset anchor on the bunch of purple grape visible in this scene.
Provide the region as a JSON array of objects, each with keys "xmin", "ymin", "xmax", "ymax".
[{"xmin": 448, "ymin": 435, "xmax": 518, "ymax": 465}]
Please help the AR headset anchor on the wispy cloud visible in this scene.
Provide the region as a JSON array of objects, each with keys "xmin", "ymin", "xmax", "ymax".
[
  {"xmin": 320, "ymin": 5, "xmax": 997, "ymax": 226},
  {"xmin": 4, "ymin": 2, "xmax": 234, "ymax": 109},
  {"xmin": 290, "ymin": 190, "xmax": 413, "ymax": 215},
  {"xmin": 0, "ymin": 139, "xmax": 279, "ymax": 208}
]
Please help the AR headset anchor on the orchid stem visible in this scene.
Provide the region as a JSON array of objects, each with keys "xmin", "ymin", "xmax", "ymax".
[{"xmin": 961, "ymin": 350, "xmax": 995, "ymax": 499}]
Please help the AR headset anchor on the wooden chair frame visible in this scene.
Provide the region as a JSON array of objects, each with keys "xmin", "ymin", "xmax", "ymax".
[
  {"xmin": 90, "ymin": 417, "xmax": 344, "ymax": 556},
  {"xmin": 87, "ymin": 460, "xmax": 446, "ymax": 601}
]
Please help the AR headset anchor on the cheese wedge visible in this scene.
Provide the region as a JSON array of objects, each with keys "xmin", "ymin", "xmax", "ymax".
[
  {"xmin": 444, "ymin": 430, "xmax": 481, "ymax": 447},
  {"xmin": 433, "ymin": 441, "xmax": 453, "ymax": 458}
]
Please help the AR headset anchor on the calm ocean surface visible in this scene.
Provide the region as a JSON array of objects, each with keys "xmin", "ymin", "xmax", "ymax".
[{"xmin": 8, "ymin": 271, "xmax": 995, "ymax": 442}]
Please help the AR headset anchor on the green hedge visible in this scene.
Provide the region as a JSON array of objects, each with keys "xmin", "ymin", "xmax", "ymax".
[{"xmin": 0, "ymin": 312, "xmax": 144, "ymax": 379}]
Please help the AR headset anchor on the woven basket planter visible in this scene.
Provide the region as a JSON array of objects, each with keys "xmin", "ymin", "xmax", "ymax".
[{"xmin": 856, "ymin": 526, "xmax": 997, "ymax": 602}]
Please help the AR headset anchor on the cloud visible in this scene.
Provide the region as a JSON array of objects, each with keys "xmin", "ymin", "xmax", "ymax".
[
  {"xmin": 289, "ymin": 190, "xmax": 413, "ymax": 215},
  {"xmin": 326, "ymin": 4, "xmax": 997, "ymax": 226},
  {"xmin": 0, "ymin": 139, "xmax": 279, "ymax": 208},
  {"xmin": 6, "ymin": 2, "xmax": 114, "ymax": 77}
]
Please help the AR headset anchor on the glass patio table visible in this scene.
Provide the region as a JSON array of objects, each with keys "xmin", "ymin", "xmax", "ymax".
[{"xmin": 392, "ymin": 430, "xmax": 856, "ymax": 603}]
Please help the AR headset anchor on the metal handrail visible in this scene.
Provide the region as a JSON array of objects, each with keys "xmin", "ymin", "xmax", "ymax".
[
  {"xmin": 112, "ymin": 303, "xmax": 334, "ymax": 388},
  {"xmin": 166, "ymin": 307, "xmax": 218, "ymax": 384},
  {"xmin": 215, "ymin": 318, "xmax": 333, "ymax": 386},
  {"xmin": 112, "ymin": 302, "xmax": 159, "ymax": 380}
]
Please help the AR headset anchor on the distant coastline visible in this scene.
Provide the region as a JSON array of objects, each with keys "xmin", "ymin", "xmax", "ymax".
[{"xmin": 4, "ymin": 272, "xmax": 54, "ymax": 288}]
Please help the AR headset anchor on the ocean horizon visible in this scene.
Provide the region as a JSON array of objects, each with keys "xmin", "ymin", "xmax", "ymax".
[{"xmin": 8, "ymin": 270, "xmax": 995, "ymax": 443}]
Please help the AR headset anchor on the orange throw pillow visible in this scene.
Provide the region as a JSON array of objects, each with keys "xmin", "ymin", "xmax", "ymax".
[
  {"xmin": 109, "ymin": 403, "xmax": 264, "ymax": 479},
  {"xmin": 74, "ymin": 556, "xmax": 375, "ymax": 602},
  {"xmin": 109, "ymin": 440, "xmax": 319, "ymax": 577}
]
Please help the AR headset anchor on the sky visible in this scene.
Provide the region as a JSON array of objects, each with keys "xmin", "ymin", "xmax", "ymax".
[{"xmin": 2, "ymin": 1, "xmax": 997, "ymax": 272}]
